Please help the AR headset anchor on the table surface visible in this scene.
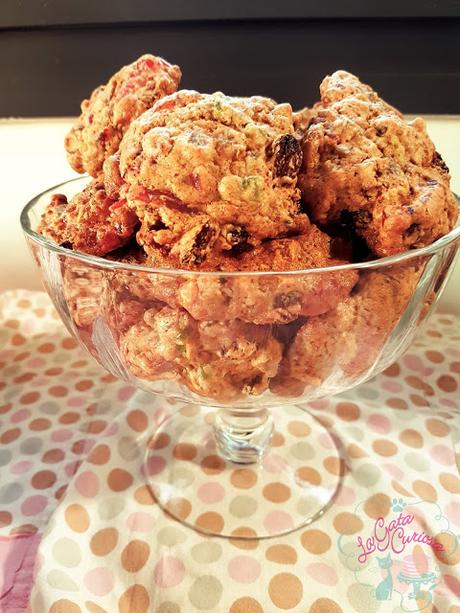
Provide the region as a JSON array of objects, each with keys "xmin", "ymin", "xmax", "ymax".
[
  {"xmin": 0, "ymin": 116, "xmax": 459, "ymax": 314},
  {"xmin": 0, "ymin": 289, "xmax": 459, "ymax": 612}
]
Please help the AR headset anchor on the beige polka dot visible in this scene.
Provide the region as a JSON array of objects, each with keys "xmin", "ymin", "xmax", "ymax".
[
  {"xmin": 347, "ymin": 443, "xmax": 367, "ymax": 459},
  {"xmin": 121, "ymin": 540, "xmax": 150, "ymax": 572},
  {"xmin": 50, "ymin": 600, "xmax": 81, "ymax": 613},
  {"xmin": 336, "ymin": 402, "xmax": 360, "ymax": 421},
  {"xmin": 65, "ymin": 504, "xmax": 89, "ymax": 533},
  {"xmin": 324, "ymin": 456, "xmax": 347, "ymax": 476},
  {"xmin": 301, "ymin": 529, "xmax": 331, "ymax": 554},
  {"xmin": 230, "ymin": 597, "xmax": 264, "ymax": 613},
  {"xmin": 439, "ymin": 472, "xmax": 460, "ymax": 494},
  {"xmin": 399, "ymin": 429, "xmax": 423, "ymax": 448},
  {"xmin": 437, "ymin": 374, "xmax": 457, "ymax": 393},
  {"xmin": 119, "ymin": 585, "xmax": 149, "ymax": 613},
  {"xmin": 295, "ymin": 466, "xmax": 321, "ymax": 486},
  {"xmin": 372, "ymin": 439, "xmax": 397, "ymax": 456},
  {"xmin": 173, "ymin": 443, "xmax": 197, "ymax": 461},
  {"xmin": 156, "ymin": 602, "xmax": 180, "ymax": 613},
  {"xmin": 195, "ymin": 511, "xmax": 224, "ymax": 534},
  {"xmin": 266, "ymin": 544, "xmax": 297, "ymax": 564},
  {"xmin": 310, "ymin": 598, "xmax": 343, "ymax": 613},
  {"xmin": 229, "ymin": 496, "xmax": 257, "ymax": 519},
  {"xmin": 134, "ymin": 485, "xmax": 156, "ymax": 505},
  {"xmin": 201, "ymin": 454, "xmax": 225, "ymax": 475},
  {"xmin": 164, "ymin": 497, "xmax": 191, "ymax": 521},
  {"xmin": 231, "ymin": 468, "xmax": 257, "ymax": 489},
  {"xmin": 90, "ymin": 527, "xmax": 118, "ymax": 556},
  {"xmin": 333, "ymin": 513, "xmax": 363, "ymax": 535},
  {"xmin": 88, "ymin": 444, "xmax": 111, "ymax": 465},
  {"xmin": 263, "ymin": 482, "xmax": 290, "ymax": 503},
  {"xmin": 434, "ymin": 532, "xmax": 460, "ymax": 565},
  {"xmin": 229, "ymin": 527, "xmax": 258, "ymax": 550},
  {"xmin": 189, "ymin": 576, "xmax": 223, "ymax": 610},
  {"xmin": 107, "ymin": 468, "xmax": 133, "ymax": 492},
  {"xmin": 413, "ymin": 480, "xmax": 438, "ymax": 502},
  {"xmin": 364, "ymin": 493, "xmax": 391, "ymax": 519},
  {"xmin": 426, "ymin": 418, "xmax": 450, "ymax": 437},
  {"xmin": 269, "ymin": 573, "xmax": 303, "ymax": 609},
  {"xmin": 287, "ymin": 420, "xmax": 311, "ymax": 436},
  {"xmin": 346, "ymin": 583, "xmax": 379, "ymax": 613},
  {"xmin": 52, "ymin": 538, "xmax": 82, "ymax": 568},
  {"xmin": 191, "ymin": 541, "xmax": 222, "ymax": 563}
]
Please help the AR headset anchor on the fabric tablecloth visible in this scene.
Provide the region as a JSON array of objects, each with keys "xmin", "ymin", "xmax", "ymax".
[{"xmin": 0, "ymin": 290, "xmax": 459, "ymax": 613}]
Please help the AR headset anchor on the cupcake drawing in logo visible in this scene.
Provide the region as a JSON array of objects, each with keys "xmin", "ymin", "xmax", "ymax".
[{"xmin": 337, "ymin": 497, "xmax": 458, "ymax": 611}]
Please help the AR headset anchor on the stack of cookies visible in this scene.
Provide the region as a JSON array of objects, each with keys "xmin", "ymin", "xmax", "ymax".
[{"xmin": 37, "ymin": 55, "xmax": 458, "ymax": 401}]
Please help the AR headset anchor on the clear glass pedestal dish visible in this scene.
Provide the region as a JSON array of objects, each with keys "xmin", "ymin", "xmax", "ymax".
[{"xmin": 21, "ymin": 177, "xmax": 460, "ymax": 539}]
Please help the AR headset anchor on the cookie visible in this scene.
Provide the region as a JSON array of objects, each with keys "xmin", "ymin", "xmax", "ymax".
[
  {"xmin": 121, "ymin": 306, "xmax": 283, "ymax": 401},
  {"xmin": 65, "ymin": 54, "xmax": 181, "ymax": 177},
  {"xmin": 113, "ymin": 90, "xmax": 308, "ymax": 265},
  {"xmin": 38, "ymin": 179, "xmax": 139, "ymax": 256},
  {"xmin": 121, "ymin": 223, "xmax": 358, "ymax": 324},
  {"xmin": 271, "ymin": 264, "xmax": 422, "ymax": 395},
  {"xmin": 298, "ymin": 70, "xmax": 458, "ymax": 256}
]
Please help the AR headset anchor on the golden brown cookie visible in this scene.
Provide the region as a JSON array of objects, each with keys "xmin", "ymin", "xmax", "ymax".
[
  {"xmin": 113, "ymin": 90, "xmax": 308, "ymax": 265},
  {"xmin": 121, "ymin": 306, "xmax": 283, "ymax": 401},
  {"xmin": 65, "ymin": 54, "xmax": 181, "ymax": 177},
  {"xmin": 298, "ymin": 70, "xmax": 458, "ymax": 257},
  {"xmin": 122, "ymin": 223, "xmax": 358, "ymax": 324},
  {"xmin": 37, "ymin": 179, "xmax": 139, "ymax": 256},
  {"xmin": 271, "ymin": 264, "xmax": 422, "ymax": 396}
]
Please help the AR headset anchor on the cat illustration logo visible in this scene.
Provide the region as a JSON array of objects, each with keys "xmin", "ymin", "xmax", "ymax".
[
  {"xmin": 374, "ymin": 553, "xmax": 394, "ymax": 600},
  {"xmin": 337, "ymin": 497, "xmax": 457, "ymax": 612}
]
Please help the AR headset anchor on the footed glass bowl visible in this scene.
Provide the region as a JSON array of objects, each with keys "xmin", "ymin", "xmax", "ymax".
[{"xmin": 21, "ymin": 177, "xmax": 460, "ymax": 538}]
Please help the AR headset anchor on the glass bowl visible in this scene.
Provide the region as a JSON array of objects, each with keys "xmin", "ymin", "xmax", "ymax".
[{"xmin": 21, "ymin": 177, "xmax": 460, "ymax": 539}]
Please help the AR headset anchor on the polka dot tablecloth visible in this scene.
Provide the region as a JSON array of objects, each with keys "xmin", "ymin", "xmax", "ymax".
[{"xmin": 0, "ymin": 290, "xmax": 459, "ymax": 613}]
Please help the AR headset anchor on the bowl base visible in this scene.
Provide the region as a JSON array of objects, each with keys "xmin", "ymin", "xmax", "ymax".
[{"xmin": 144, "ymin": 404, "xmax": 342, "ymax": 539}]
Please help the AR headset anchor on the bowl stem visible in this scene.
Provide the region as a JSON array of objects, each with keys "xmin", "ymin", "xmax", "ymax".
[{"xmin": 213, "ymin": 406, "xmax": 273, "ymax": 464}]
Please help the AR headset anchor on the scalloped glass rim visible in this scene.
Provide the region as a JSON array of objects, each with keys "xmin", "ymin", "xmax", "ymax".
[{"xmin": 20, "ymin": 175, "xmax": 460, "ymax": 277}]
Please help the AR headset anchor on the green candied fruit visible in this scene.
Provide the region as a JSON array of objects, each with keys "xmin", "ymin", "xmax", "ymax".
[{"xmin": 241, "ymin": 175, "xmax": 262, "ymax": 200}]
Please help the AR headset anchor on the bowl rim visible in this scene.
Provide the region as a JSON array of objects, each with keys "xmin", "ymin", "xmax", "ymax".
[{"xmin": 20, "ymin": 175, "xmax": 460, "ymax": 277}]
